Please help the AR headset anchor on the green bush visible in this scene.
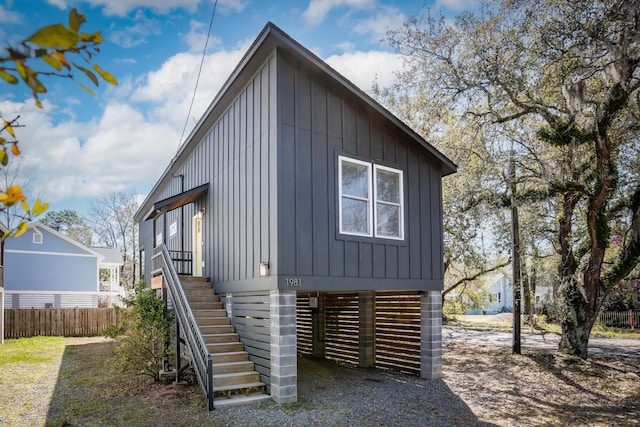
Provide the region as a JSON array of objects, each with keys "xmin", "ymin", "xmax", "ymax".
[{"xmin": 115, "ymin": 281, "xmax": 174, "ymax": 381}]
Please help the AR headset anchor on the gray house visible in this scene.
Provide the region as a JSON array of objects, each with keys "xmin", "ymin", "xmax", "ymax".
[{"xmin": 135, "ymin": 22, "xmax": 456, "ymax": 409}]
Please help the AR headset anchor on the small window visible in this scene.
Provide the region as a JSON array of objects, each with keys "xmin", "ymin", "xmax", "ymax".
[
  {"xmin": 169, "ymin": 221, "xmax": 177, "ymax": 237},
  {"xmin": 339, "ymin": 157, "xmax": 372, "ymax": 236},
  {"xmin": 339, "ymin": 156, "xmax": 404, "ymax": 240},
  {"xmin": 33, "ymin": 232, "xmax": 43, "ymax": 244}
]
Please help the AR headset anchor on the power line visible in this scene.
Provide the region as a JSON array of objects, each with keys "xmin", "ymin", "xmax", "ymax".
[{"xmin": 178, "ymin": 0, "xmax": 218, "ymax": 147}]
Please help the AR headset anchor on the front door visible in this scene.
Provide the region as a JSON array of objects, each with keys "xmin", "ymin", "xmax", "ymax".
[{"xmin": 192, "ymin": 214, "xmax": 203, "ymax": 276}]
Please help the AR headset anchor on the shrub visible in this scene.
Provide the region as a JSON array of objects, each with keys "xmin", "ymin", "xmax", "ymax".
[{"xmin": 115, "ymin": 281, "xmax": 173, "ymax": 381}]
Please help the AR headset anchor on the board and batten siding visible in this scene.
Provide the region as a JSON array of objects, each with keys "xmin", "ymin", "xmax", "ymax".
[
  {"xmin": 152, "ymin": 54, "xmax": 279, "ymax": 293},
  {"xmin": 275, "ymin": 53, "xmax": 444, "ymax": 291}
]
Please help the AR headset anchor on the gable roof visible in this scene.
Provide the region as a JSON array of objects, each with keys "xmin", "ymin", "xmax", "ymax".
[
  {"xmin": 91, "ymin": 247, "xmax": 123, "ymax": 265},
  {"xmin": 24, "ymin": 222, "xmax": 105, "ymax": 260},
  {"xmin": 135, "ymin": 22, "xmax": 457, "ymax": 222}
]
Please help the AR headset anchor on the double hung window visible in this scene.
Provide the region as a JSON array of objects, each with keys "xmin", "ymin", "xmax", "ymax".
[{"xmin": 338, "ymin": 156, "xmax": 404, "ymax": 240}]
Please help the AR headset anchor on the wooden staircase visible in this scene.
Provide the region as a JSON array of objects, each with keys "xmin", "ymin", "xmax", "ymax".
[{"xmin": 179, "ymin": 276, "xmax": 270, "ymax": 408}]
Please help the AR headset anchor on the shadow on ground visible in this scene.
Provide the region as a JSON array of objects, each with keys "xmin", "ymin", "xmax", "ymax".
[{"xmin": 43, "ymin": 338, "xmax": 491, "ymax": 426}]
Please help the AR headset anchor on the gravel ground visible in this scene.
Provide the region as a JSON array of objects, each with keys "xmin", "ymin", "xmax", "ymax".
[{"xmin": 205, "ymin": 355, "xmax": 489, "ymax": 427}]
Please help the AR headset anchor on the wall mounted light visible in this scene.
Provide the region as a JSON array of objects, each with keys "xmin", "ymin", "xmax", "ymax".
[{"xmin": 259, "ymin": 261, "xmax": 270, "ymax": 277}]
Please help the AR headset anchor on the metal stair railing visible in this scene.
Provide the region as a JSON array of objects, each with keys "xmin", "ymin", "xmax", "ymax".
[{"xmin": 156, "ymin": 244, "xmax": 214, "ymax": 411}]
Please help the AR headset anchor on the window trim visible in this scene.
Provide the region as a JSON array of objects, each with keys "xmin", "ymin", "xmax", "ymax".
[
  {"xmin": 33, "ymin": 231, "xmax": 43, "ymax": 244},
  {"xmin": 338, "ymin": 155, "xmax": 404, "ymax": 240},
  {"xmin": 373, "ymin": 163, "xmax": 404, "ymax": 241},
  {"xmin": 338, "ymin": 156, "xmax": 372, "ymax": 237}
]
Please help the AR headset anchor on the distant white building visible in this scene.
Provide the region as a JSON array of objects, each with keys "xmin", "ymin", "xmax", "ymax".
[{"xmin": 466, "ymin": 273, "xmax": 551, "ymax": 315}]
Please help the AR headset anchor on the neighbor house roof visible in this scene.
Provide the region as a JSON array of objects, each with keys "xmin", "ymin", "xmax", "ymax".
[
  {"xmin": 91, "ymin": 247, "xmax": 123, "ymax": 265},
  {"xmin": 28, "ymin": 222, "xmax": 105, "ymax": 261},
  {"xmin": 135, "ymin": 22, "xmax": 457, "ymax": 222}
]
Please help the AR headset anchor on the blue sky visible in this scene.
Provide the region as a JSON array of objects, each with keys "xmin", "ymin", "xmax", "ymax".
[{"xmin": 0, "ymin": 0, "xmax": 473, "ymax": 218}]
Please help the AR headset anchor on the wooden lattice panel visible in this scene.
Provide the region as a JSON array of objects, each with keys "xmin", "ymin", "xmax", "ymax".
[
  {"xmin": 296, "ymin": 293, "xmax": 313, "ymax": 355},
  {"xmin": 324, "ymin": 293, "xmax": 360, "ymax": 365},
  {"xmin": 375, "ymin": 292, "xmax": 421, "ymax": 374}
]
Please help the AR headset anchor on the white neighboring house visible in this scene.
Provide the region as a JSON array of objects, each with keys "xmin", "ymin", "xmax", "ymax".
[
  {"xmin": 467, "ymin": 273, "xmax": 551, "ymax": 314},
  {"xmin": 4, "ymin": 222, "xmax": 125, "ymax": 309},
  {"xmin": 91, "ymin": 246, "xmax": 126, "ymax": 307},
  {"xmin": 483, "ymin": 274, "xmax": 514, "ymax": 314}
]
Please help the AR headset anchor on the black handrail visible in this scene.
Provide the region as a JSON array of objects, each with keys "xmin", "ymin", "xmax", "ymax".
[
  {"xmin": 153, "ymin": 244, "xmax": 214, "ymax": 411},
  {"xmin": 168, "ymin": 250, "xmax": 193, "ymax": 275}
]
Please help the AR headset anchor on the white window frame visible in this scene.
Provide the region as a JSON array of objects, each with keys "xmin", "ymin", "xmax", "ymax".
[
  {"xmin": 338, "ymin": 156, "xmax": 372, "ymax": 237},
  {"xmin": 373, "ymin": 163, "xmax": 404, "ymax": 240},
  {"xmin": 338, "ymin": 156, "xmax": 404, "ymax": 240},
  {"xmin": 33, "ymin": 231, "xmax": 43, "ymax": 244}
]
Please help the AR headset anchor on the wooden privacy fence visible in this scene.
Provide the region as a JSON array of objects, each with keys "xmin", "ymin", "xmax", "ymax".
[
  {"xmin": 4, "ymin": 308, "xmax": 126, "ymax": 339},
  {"xmin": 597, "ymin": 310, "xmax": 639, "ymax": 328}
]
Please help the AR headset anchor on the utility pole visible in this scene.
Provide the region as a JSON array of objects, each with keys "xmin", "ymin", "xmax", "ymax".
[{"xmin": 510, "ymin": 152, "xmax": 522, "ymax": 355}]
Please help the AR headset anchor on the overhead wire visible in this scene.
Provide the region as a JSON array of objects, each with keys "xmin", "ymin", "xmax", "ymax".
[{"xmin": 178, "ymin": 0, "xmax": 218, "ymax": 147}]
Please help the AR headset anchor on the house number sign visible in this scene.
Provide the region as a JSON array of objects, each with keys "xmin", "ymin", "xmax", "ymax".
[{"xmin": 285, "ymin": 278, "xmax": 302, "ymax": 287}]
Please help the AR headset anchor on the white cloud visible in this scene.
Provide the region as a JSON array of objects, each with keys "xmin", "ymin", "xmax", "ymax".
[
  {"xmin": 85, "ymin": 0, "xmax": 201, "ymax": 17},
  {"xmin": 0, "ymin": 5, "xmax": 21, "ymax": 23},
  {"xmin": 303, "ymin": 0, "xmax": 375, "ymax": 25},
  {"xmin": 217, "ymin": 0, "xmax": 249, "ymax": 14},
  {"xmin": 182, "ymin": 20, "xmax": 222, "ymax": 53},
  {"xmin": 109, "ymin": 10, "xmax": 162, "ymax": 48},
  {"xmin": 131, "ymin": 44, "xmax": 248, "ymax": 135},
  {"xmin": 0, "ymin": 96, "xmax": 177, "ymax": 205},
  {"xmin": 336, "ymin": 41, "xmax": 355, "ymax": 52},
  {"xmin": 0, "ymin": 36, "xmax": 252, "ymax": 210},
  {"xmin": 325, "ymin": 50, "xmax": 403, "ymax": 93},
  {"xmin": 114, "ymin": 57, "xmax": 137, "ymax": 65},
  {"xmin": 353, "ymin": 6, "xmax": 405, "ymax": 42},
  {"xmin": 45, "ymin": 0, "xmax": 67, "ymax": 9}
]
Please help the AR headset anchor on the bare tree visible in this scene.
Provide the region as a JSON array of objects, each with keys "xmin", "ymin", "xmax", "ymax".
[{"xmin": 89, "ymin": 192, "xmax": 139, "ymax": 288}]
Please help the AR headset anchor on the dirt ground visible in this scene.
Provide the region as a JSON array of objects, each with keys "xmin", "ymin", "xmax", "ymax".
[
  {"xmin": 442, "ymin": 342, "xmax": 640, "ymax": 426},
  {"xmin": 2, "ymin": 336, "xmax": 639, "ymax": 426}
]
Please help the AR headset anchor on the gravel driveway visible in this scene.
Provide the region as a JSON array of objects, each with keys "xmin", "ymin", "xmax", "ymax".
[{"xmin": 207, "ymin": 355, "xmax": 493, "ymax": 427}]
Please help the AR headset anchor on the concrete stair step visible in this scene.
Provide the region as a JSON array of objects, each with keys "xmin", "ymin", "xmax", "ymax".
[
  {"xmin": 203, "ymin": 333, "xmax": 239, "ymax": 344},
  {"xmin": 207, "ymin": 342, "xmax": 244, "ymax": 353},
  {"xmin": 212, "ymin": 360, "xmax": 255, "ymax": 375},
  {"xmin": 211, "ymin": 351, "xmax": 249, "ymax": 364},
  {"xmin": 200, "ymin": 325, "xmax": 234, "ymax": 335},
  {"xmin": 212, "ymin": 371, "xmax": 260, "ymax": 387},
  {"xmin": 213, "ymin": 392, "xmax": 271, "ymax": 408}
]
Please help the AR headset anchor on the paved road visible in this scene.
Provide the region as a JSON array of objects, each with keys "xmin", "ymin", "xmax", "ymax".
[{"xmin": 443, "ymin": 326, "xmax": 640, "ymax": 358}]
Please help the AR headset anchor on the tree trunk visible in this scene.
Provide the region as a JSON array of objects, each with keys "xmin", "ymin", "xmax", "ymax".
[
  {"xmin": 557, "ymin": 276, "xmax": 598, "ymax": 358},
  {"xmin": 521, "ymin": 260, "xmax": 532, "ymax": 322}
]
